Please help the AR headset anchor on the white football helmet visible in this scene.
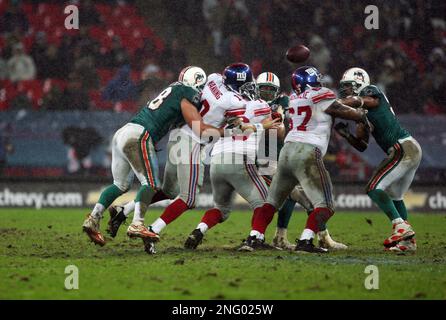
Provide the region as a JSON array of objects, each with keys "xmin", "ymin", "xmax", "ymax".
[
  {"xmin": 339, "ymin": 67, "xmax": 370, "ymax": 96},
  {"xmin": 178, "ymin": 66, "xmax": 207, "ymax": 91},
  {"xmin": 256, "ymin": 72, "xmax": 280, "ymax": 103}
]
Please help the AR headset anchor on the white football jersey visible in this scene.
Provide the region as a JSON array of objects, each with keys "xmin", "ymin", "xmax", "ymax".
[
  {"xmin": 180, "ymin": 73, "xmax": 246, "ymax": 143},
  {"xmin": 285, "ymin": 87, "xmax": 336, "ymax": 156},
  {"xmin": 211, "ymin": 99, "xmax": 271, "ymax": 160}
]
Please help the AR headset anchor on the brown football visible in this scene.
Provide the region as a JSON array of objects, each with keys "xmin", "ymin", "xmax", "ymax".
[{"xmin": 286, "ymin": 45, "xmax": 310, "ymax": 63}]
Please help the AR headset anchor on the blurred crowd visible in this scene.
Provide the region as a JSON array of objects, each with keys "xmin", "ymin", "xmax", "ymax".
[
  {"xmin": 198, "ymin": 0, "xmax": 446, "ymax": 114},
  {"xmin": 0, "ymin": 0, "xmax": 445, "ymax": 181},
  {"xmin": 1, "ymin": 0, "xmax": 444, "ymax": 114}
]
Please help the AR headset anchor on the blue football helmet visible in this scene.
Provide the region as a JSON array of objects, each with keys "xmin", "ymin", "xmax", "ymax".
[
  {"xmin": 222, "ymin": 63, "xmax": 258, "ymax": 100},
  {"xmin": 291, "ymin": 66, "xmax": 322, "ymax": 94}
]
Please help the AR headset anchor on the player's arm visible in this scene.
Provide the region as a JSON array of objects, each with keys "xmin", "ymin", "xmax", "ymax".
[
  {"xmin": 334, "ymin": 121, "xmax": 370, "ymax": 152},
  {"xmin": 340, "ymin": 96, "xmax": 379, "ymax": 109},
  {"xmin": 324, "ymin": 100, "xmax": 368, "ymax": 122},
  {"xmin": 180, "ymin": 98, "xmax": 224, "ymax": 137},
  {"xmin": 240, "ymin": 117, "xmax": 282, "ymax": 133}
]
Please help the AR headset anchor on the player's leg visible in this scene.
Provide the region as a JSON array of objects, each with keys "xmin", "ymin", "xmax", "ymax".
[
  {"xmin": 262, "ymin": 175, "xmax": 295, "ymax": 249},
  {"xmin": 185, "ymin": 156, "xmax": 235, "ymax": 249},
  {"xmin": 366, "ymin": 140, "xmax": 420, "ymax": 248},
  {"xmin": 150, "ymin": 134, "xmax": 203, "ymax": 238},
  {"xmin": 82, "ymin": 126, "xmax": 133, "ymax": 246},
  {"xmin": 107, "ymin": 145, "xmax": 177, "ymax": 238},
  {"xmin": 293, "ymin": 146, "xmax": 335, "ymax": 253},
  {"xmin": 235, "ymin": 158, "xmax": 281, "ymax": 251},
  {"xmin": 245, "ymin": 144, "xmax": 298, "ymax": 250},
  {"xmin": 126, "ymin": 129, "xmax": 161, "ymax": 241},
  {"xmin": 385, "ymin": 138, "xmax": 422, "ymax": 252}
]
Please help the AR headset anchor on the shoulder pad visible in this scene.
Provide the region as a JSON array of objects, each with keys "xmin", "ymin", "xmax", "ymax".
[{"xmin": 360, "ymin": 85, "xmax": 381, "ymax": 97}]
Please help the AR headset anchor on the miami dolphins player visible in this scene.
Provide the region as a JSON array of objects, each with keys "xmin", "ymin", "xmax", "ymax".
[
  {"xmin": 82, "ymin": 66, "xmax": 226, "ymax": 248},
  {"xmin": 335, "ymin": 67, "xmax": 422, "ymax": 253},
  {"xmin": 256, "ymin": 72, "xmax": 347, "ymax": 251}
]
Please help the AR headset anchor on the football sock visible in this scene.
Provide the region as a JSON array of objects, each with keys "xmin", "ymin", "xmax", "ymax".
[
  {"xmin": 132, "ymin": 202, "xmax": 144, "ymax": 224},
  {"xmin": 91, "ymin": 203, "xmax": 105, "ymax": 219},
  {"xmin": 133, "ymin": 185, "xmax": 156, "ymax": 224},
  {"xmin": 151, "ymin": 218, "xmax": 166, "ymax": 234},
  {"xmin": 393, "ymin": 200, "xmax": 408, "ymax": 221},
  {"xmin": 391, "ymin": 218, "xmax": 404, "ymax": 225},
  {"xmin": 249, "ymin": 230, "xmax": 264, "ymax": 240},
  {"xmin": 123, "ymin": 201, "xmax": 135, "ymax": 217},
  {"xmin": 368, "ymin": 189, "xmax": 401, "ymax": 221},
  {"xmin": 197, "ymin": 222, "xmax": 209, "ymax": 234},
  {"xmin": 251, "ymin": 203, "xmax": 276, "ymax": 235},
  {"xmin": 98, "ymin": 184, "xmax": 124, "ymax": 210},
  {"xmin": 159, "ymin": 198, "xmax": 189, "ymax": 225},
  {"xmin": 305, "ymin": 207, "xmax": 334, "ymax": 233},
  {"xmin": 277, "ymin": 198, "xmax": 295, "ymax": 229},
  {"xmin": 200, "ymin": 208, "xmax": 223, "ymax": 231},
  {"xmin": 300, "ymin": 228, "xmax": 315, "ymax": 241}
]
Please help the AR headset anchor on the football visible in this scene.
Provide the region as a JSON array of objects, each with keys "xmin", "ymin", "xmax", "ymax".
[{"xmin": 286, "ymin": 44, "xmax": 310, "ymax": 63}]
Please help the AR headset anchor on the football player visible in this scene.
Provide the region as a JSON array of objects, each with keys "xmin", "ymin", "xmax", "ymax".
[
  {"xmin": 82, "ymin": 66, "xmax": 225, "ymax": 247},
  {"xmin": 335, "ymin": 67, "xmax": 422, "ymax": 253},
  {"xmin": 184, "ymin": 69, "xmax": 282, "ymax": 250},
  {"xmin": 255, "ymin": 72, "xmax": 347, "ymax": 251},
  {"xmin": 106, "ymin": 63, "xmax": 273, "ymax": 254},
  {"xmin": 240, "ymin": 66, "xmax": 369, "ymax": 253}
]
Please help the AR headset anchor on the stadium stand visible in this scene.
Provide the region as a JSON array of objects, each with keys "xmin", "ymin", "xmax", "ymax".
[{"xmin": 0, "ymin": 0, "xmax": 445, "ymax": 183}]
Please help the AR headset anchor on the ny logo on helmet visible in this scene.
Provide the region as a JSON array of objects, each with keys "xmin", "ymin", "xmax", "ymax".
[{"xmin": 236, "ymin": 72, "xmax": 247, "ymax": 81}]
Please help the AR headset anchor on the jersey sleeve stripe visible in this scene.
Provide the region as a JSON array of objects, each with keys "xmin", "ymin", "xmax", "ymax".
[
  {"xmin": 254, "ymin": 108, "xmax": 272, "ymax": 116},
  {"xmin": 312, "ymin": 92, "xmax": 336, "ymax": 104},
  {"xmin": 225, "ymin": 109, "xmax": 245, "ymax": 117}
]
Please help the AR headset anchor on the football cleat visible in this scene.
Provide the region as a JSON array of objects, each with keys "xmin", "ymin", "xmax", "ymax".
[
  {"xmin": 383, "ymin": 221, "xmax": 415, "ymax": 248},
  {"xmin": 184, "ymin": 229, "xmax": 204, "ymax": 250},
  {"xmin": 82, "ymin": 214, "xmax": 106, "ymax": 246},
  {"xmin": 142, "ymin": 238, "xmax": 157, "ymax": 255},
  {"xmin": 272, "ymin": 228, "xmax": 295, "ymax": 250},
  {"xmin": 106, "ymin": 205, "xmax": 126, "ymax": 238},
  {"xmin": 238, "ymin": 235, "xmax": 280, "ymax": 252},
  {"xmin": 387, "ymin": 238, "xmax": 417, "ymax": 254},
  {"xmin": 295, "ymin": 239, "xmax": 328, "ymax": 254},
  {"xmin": 318, "ymin": 230, "xmax": 348, "ymax": 250},
  {"xmin": 127, "ymin": 224, "xmax": 157, "ymax": 239}
]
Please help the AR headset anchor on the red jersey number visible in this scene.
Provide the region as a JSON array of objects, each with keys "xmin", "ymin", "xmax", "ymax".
[{"xmin": 296, "ymin": 106, "xmax": 312, "ymax": 131}]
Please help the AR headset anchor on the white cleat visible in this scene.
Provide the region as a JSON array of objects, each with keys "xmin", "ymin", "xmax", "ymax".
[
  {"xmin": 272, "ymin": 228, "xmax": 296, "ymax": 250},
  {"xmin": 126, "ymin": 223, "xmax": 156, "ymax": 239},
  {"xmin": 387, "ymin": 238, "xmax": 417, "ymax": 254},
  {"xmin": 82, "ymin": 214, "xmax": 106, "ymax": 246},
  {"xmin": 318, "ymin": 229, "xmax": 348, "ymax": 250}
]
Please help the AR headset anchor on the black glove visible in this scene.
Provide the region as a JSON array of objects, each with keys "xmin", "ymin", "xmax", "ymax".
[{"xmin": 334, "ymin": 122, "xmax": 351, "ymax": 139}]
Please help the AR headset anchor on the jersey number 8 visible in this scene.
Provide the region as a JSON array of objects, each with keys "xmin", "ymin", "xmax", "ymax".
[{"xmin": 147, "ymin": 87, "xmax": 172, "ymax": 110}]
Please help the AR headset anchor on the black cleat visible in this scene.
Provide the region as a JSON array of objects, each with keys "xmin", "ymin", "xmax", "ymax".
[
  {"xmin": 295, "ymin": 239, "xmax": 328, "ymax": 254},
  {"xmin": 184, "ymin": 229, "xmax": 204, "ymax": 250},
  {"xmin": 238, "ymin": 235, "xmax": 280, "ymax": 252},
  {"xmin": 106, "ymin": 206, "xmax": 127, "ymax": 238},
  {"xmin": 142, "ymin": 237, "xmax": 157, "ymax": 255}
]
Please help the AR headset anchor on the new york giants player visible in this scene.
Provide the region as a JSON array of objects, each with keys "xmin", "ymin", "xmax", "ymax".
[
  {"xmin": 184, "ymin": 93, "xmax": 282, "ymax": 250},
  {"xmin": 240, "ymin": 66, "xmax": 369, "ymax": 253}
]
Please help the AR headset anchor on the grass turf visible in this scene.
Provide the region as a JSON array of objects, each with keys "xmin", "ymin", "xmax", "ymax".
[{"xmin": 0, "ymin": 208, "xmax": 445, "ymax": 299}]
